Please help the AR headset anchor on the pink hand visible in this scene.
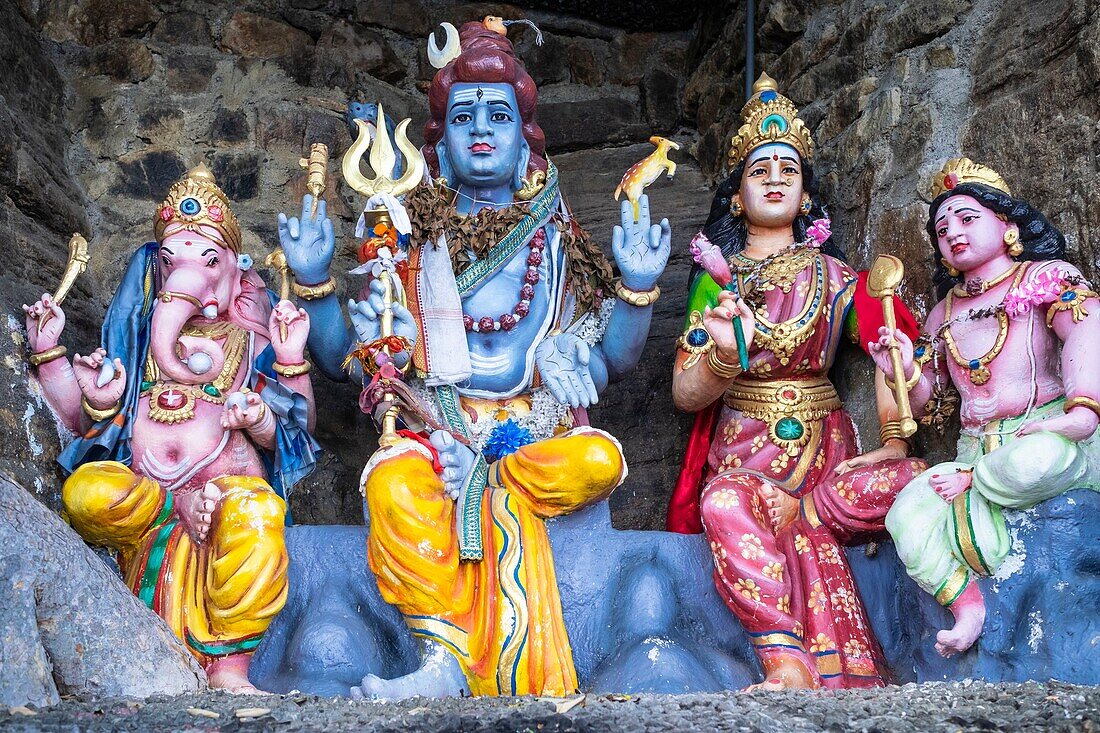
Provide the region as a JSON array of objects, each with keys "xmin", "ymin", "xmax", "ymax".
[
  {"xmin": 930, "ymin": 471, "xmax": 971, "ymax": 503},
  {"xmin": 1017, "ymin": 409, "xmax": 1099, "ymax": 443},
  {"xmin": 269, "ymin": 300, "xmax": 310, "ymax": 362},
  {"xmin": 867, "ymin": 326, "xmax": 915, "ymax": 381},
  {"xmin": 220, "ymin": 391, "xmax": 266, "ymax": 430},
  {"xmin": 22, "ymin": 294, "xmax": 64, "ymax": 351},
  {"xmin": 72, "ymin": 349, "xmax": 126, "ymax": 408}
]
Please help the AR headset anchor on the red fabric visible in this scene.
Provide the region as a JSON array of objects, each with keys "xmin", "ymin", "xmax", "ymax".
[
  {"xmin": 397, "ymin": 429, "xmax": 444, "ymax": 474},
  {"xmin": 853, "ymin": 270, "xmax": 920, "ymax": 355},
  {"xmin": 665, "ymin": 402, "xmax": 719, "ymax": 533}
]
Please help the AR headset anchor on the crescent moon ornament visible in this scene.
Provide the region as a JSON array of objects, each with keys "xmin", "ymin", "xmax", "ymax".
[{"xmin": 427, "ymin": 22, "xmax": 460, "ymax": 69}]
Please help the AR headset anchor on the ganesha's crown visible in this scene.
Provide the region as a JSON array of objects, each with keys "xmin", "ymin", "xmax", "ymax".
[
  {"xmin": 727, "ymin": 72, "xmax": 814, "ymax": 170},
  {"xmin": 930, "ymin": 157, "xmax": 1011, "ymax": 199},
  {"xmin": 154, "ymin": 163, "xmax": 241, "ymax": 252}
]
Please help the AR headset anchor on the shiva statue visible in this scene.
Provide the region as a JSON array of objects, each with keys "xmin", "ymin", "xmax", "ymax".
[
  {"xmin": 666, "ymin": 72, "xmax": 926, "ymax": 690},
  {"xmin": 277, "ymin": 19, "xmax": 670, "ymax": 698},
  {"xmin": 23, "ymin": 164, "xmax": 320, "ymax": 692},
  {"xmin": 872, "ymin": 158, "xmax": 1100, "ymax": 658}
]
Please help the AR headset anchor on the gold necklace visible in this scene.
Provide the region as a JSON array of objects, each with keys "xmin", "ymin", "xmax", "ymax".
[
  {"xmin": 141, "ymin": 323, "xmax": 248, "ymax": 424},
  {"xmin": 953, "ymin": 262, "xmax": 1020, "ymax": 297},
  {"xmin": 734, "ymin": 251, "xmax": 825, "ymax": 366},
  {"xmin": 942, "ymin": 266, "xmax": 1026, "ymax": 385}
]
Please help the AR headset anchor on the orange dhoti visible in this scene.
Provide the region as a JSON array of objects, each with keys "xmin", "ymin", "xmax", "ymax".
[
  {"xmin": 62, "ymin": 461, "xmax": 289, "ymax": 661},
  {"xmin": 363, "ymin": 427, "xmax": 626, "ymax": 696}
]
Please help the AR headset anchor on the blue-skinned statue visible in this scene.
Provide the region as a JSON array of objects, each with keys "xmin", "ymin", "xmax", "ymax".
[{"xmin": 276, "ymin": 19, "xmax": 671, "ymax": 699}]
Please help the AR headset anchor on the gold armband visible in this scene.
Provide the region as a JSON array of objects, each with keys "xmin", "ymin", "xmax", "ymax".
[
  {"xmin": 28, "ymin": 345, "xmax": 67, "ymax": 366},
  {"xmin": 291, "ymin": 277, "xmax": 337, "ymax": 301},
  {"xmin": 1065, "ymin": 395, "xmax": 1100, "ymax": 421},
  {"xmin": 82, "ymin": 396, "xmax": 121, "ymax": 422},
  {"xmin": 616, "ymin": 283, "xmax": 660, "ymax": 308},
  {"xmin": 879, "ymin": 420, "xmax": 913, "ymax": 452},
  {"xmin": 273, "ymin": 360, "xmax": 311, "ymax": 378},
  {"xmin": 705, "ymin": 346, "xmax": 742, "ymax": 380}
]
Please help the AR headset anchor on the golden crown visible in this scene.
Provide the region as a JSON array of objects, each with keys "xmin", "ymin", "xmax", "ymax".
[
  {"xmin": 930, "ymin": 157, "xmax": 1011, "ymax": 199},
  {"xmin": 727, "ymin": 72, "xmax": 814, "ymax": 170},
  {"xmin": 154, "ymin": 163, "xmax": 241, "ymax": 252}
]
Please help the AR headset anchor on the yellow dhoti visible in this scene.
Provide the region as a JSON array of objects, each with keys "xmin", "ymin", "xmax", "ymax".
[
  {"xmin": 364, "ymin": 427, "xmax": 626, "ymax": 696},
  {"xmin": 62, "ymin": 461, "xmax": 289, "ymax": 662}
]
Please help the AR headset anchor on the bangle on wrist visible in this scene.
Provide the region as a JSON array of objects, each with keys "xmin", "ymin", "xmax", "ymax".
[
  {"xmin": 616, "ymin": 282, "xmax": 660, "ymax": 308},
  {"xmin": 879, "ymin": 420, "xmax": 913, "ymax": 454},
  {"xmin": 28, "ymin": 345, "xmax": 66, "ymax": 366},
  {"xmin": 82, "ymin": 395, "xmax": 121, "ymax": 422},
  {"xmin": 1065, "ymin": 395, "xmax": 1100, "ymax": 422},
  {"xmin": 248, "ymin": 401, "xmax": 269, "ymax": 429},
  {"xmin": 705, "ymin": 346, "xmax": 742, "ymax": 380},
  {"xmin": 884, "ymin": 367, "xmax": 922, "ymax": 392},
  {"xmin": 291, "ymin": 277, "xmax": 337, "ymax": 301},
  {"xmin": 273, "ymin": 360, "xmax": 311, "ymax": 378}
]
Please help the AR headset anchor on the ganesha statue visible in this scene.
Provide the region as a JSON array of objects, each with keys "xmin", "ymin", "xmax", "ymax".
[
  {"xmin": 277, "ymin": 18, "xmax": 670, "ymax": 698},
  {"xmin": 872, "ymin": 158, "xmax": 1100, "ymax": 658},
  {"xmin": 666, "ymin": 73, "xmax": 926, "ymax": 690},
  {"xmin": 23, "ymin": 164, "xmax": 320, "ymax": 692}
]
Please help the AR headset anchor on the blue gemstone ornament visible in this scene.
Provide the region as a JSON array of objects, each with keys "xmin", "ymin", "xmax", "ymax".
[
  {"xmin": 775, "ymin": 416, "xmax": 805, "ymax": 441},
  {"xmin": 969, "ymin": 359, "xmax": 981, "ymax": 369},
  {"xmin": 1061, "ymin": 291, "xmax": 1076, "ymax": 302},
  {"xmin": 687, "ymin": 328, "xmax": 710, "ymax": 347},
  {"xmin": 180, "ymin": 197, "xmax": 202, "ymax": 216},
  {"xmin": 760, "ymin": 90, "xmax": 778, "ymax": 102}
]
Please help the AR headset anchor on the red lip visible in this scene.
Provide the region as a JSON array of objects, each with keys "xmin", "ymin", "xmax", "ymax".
[
  {"xmin": 469, "ymin": 143, "xmax": 495, "ymax": 153},
  {"xmin": 765, "ymin": 191, "xmax": 785, "ymax": 200},
  {"xmin": 950, "ymin": 242, "xmax": 968, "ymax": 254}
]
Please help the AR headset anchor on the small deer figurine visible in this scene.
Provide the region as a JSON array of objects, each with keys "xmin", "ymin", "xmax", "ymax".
[{"xmin": 615, "ymin": 136, "xmax": 680, "ymax": 220}]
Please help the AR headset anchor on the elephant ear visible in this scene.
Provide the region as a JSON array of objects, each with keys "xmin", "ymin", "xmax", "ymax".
[{"xmin": 231, "ymin": 267, "xmax": 272, "ymax": 335}]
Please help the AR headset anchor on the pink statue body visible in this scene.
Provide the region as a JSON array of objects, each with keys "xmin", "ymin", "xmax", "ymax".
[
  {"xmin": 23, "ymin": 164, "xmax": 320, "ymax": 691},
  {"xmin": 871, "ymin": 158, "xmax": 1100, "ymax": 658}
]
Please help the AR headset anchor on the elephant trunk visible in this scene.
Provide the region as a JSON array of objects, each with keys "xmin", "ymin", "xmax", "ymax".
[{"xmin": 150, "ymin": 271, "xmax": 225, "ymax": 386}]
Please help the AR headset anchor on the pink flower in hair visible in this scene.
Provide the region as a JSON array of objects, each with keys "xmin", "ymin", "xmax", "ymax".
[
  {"xmin": 689, "ymin": 231, "xmax": 732, "ymax": 287},
  {"xmin": 806, "ymin": 218, "xmax": 831, "ymax": 247}
]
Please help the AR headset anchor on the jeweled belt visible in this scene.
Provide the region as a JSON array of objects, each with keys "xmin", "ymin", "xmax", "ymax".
[{"xmin": 723, "ymin": 377, "xmax": 841, "ymax": 455}]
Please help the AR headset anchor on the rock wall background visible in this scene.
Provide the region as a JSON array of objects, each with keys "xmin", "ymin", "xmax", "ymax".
[{"xmin": 2, "ymin": 0, "xmax": 1097, "ymax": 529}]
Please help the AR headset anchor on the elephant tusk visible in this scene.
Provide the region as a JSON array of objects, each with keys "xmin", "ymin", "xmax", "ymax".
[
  {"xmin": 96, "ymin": 361, "xmax": 116, "ymax": 388},
  {"xmin": 427, "ymin": 22, "xmax": 460, "ymax": 70}
]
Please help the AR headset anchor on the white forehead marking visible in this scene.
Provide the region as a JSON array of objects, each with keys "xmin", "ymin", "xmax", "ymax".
[{"xmin": 451, "ymin": 85, "xmax": 513, "ymax": 104}]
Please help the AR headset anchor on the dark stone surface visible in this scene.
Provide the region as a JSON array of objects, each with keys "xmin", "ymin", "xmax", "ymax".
[
  {"xmin": 83, "ymin": 38, "xmax": 155, "ymax": 83},
  {"xmin": 220, "ymin": 10, "xmax": 315, "ymax": 83},
  {"xmin": 113, "ymin": 148, "xmax": 187, "ymax": 199},
  {"xmin": 311, "ymin": 20, "xmax": 406, "ymax": 89},
  {"xmin": 210, "ymin": 109, "xmax": 250, "ymax": 145},
  {"xmin": 212, "ymin": 151, "xmax": 262, "ymax": 201},
  {"xmin": 0, "ymin": 475, "xmax": 205, "ymax": 707}
]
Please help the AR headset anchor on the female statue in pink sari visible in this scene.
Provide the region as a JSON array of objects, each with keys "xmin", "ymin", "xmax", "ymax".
[{"xmin": 667, "ymin": 73, "xmax": 926, "ymax": 690}]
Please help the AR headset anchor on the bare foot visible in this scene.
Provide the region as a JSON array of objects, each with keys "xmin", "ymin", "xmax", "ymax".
[
  {"xmin": 745, "ymin": 654, "xmax": 817, "ymax": 691},
  {"xmin": 935, "ymin": 579, "xmax": 985, "ymax": 658},
  {"xmin": 176, "ymin": 482, "xmax": 223, "ymax": 544},
  {"xmin": 205, "ymin": 653, "xmax": 261, "ymax": 694},
  {"xmin": 760, "ymin": 485, "xmax": 799, "ymax": 534},
  {"xmin": 350, "ymin": 639, "xmax": 469, "ymax": 701}
]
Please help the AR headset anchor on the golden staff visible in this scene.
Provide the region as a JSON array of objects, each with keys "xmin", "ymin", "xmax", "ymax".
[
  {"xmin": 867, "ymin": 254, "xmax": 918, "ymax": 437},
  {"xmin": 39, "ymin": 233, "xmax": 90, "ymax": 331},
  {"xmin": 342, "ymin": 104, "xmax": 424, "ymax": 447},
  {"xmin": 300, "ymin": 142, "xmax": 329, "ymax": 218}
]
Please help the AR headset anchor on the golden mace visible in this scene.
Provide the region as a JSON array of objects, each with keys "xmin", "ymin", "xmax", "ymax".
[
  {"xmin": 39, "ymin": 233, "xmax": 90, "ymax": 331},
  {"xmin": 867, "ymin": 254, "xmax": 918, "ymax": 437}
]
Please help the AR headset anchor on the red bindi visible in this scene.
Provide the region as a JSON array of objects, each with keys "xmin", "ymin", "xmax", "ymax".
[
  {"xmin": 184, "ymin": 240, "xmax": 192, "ymax": 246},
  {"xmin": 772, "ymin": 154, "xmax": 779, "ymax": 160}
]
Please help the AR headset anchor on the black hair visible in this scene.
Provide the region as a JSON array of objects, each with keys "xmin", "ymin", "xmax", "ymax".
[
  {"xmin": 695, "ymin": 156, "xmax": 844, "ymax": 286},
  {"xmin": 927, "ymin": 182, "xmax": 1066, "ymax": 297}
]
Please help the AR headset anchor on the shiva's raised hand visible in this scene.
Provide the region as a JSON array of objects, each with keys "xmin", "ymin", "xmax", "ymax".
[
  {"xmin": 612, "ymin": 194, "xmax": 671, "ymax": 291},
  {"xmin": 278, "ymin": 194, "xmax": 336, "ymax": 286}
]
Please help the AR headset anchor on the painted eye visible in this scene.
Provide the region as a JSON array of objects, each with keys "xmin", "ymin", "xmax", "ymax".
[
  {"xmin": 962, "ymin": 215, "xmax": 976, "ymax": 223},
  {"xmin": 206, "ymin": 257, "xmax": 219, "ymax": 267},
  {"xmin": 161, "ymin": 256, "xmax": 172, "ymax": 267},
  {"xmin": 783, "ymin": 166, "xmax": 798, "ymax": 174},
  {"xmin": 452, "ymin": 113, "xmax": 472, "ymax": 124},
  {"xmin": 490, "ymin": 112, "xmax": 511, "ymax": 122},
  {"xmin": 179, "ymin": 197, "xmax": 201, "ymax": 216},
  {"xmin": 937, "ymin": 227, "xmax": 948, "ymax": 237},
  {"xmin": 750, "ymin": 167, "xmax": 766, "ymax": 176}
]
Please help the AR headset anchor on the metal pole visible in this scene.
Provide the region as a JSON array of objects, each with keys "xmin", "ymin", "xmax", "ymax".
[{"xmin": 744, "ymin": 0, "xmax": 755, "ymax": 102}]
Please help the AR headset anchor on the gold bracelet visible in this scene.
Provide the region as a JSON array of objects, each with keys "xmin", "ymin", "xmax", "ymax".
[
  {"xmin": 884, "ymin": 367, "xmax": 922, "ymax": 392},
  {"xmin": 705, "ymin": 346, "xmax": 742, "ymax": 380},
  {"xmin": 28, "ymin": 345, "xmax": 67, "ymax": 366},
  {"xmin": 291, "ymin": 277, "xmax": 337, "ymax": 300},
  {"xmin": 1065, "ymin": 395, "xmax": 1100, "ymax": 421},
  {"xmin": 879, "ymin": 420, "xmax": 913, "ymax": 452},
  {"xmin": 82, "ymin": 396, "xmax": 121, "ymax": 422},
  {"xmin": 616, "ymin": 283, "xmax": 660, "ymax": 308},
  {"xmin": 273, "ymin": 360, "xmax": 311, "ymax": 378}
]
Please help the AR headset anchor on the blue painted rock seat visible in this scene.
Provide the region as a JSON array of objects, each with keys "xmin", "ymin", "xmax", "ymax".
[{"xmin": 250, "ymin": 490, "xmax": 1100, "ymax": 693}]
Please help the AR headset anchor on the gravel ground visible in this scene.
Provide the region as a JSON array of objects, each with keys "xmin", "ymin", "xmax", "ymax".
[{"xmin": 1, "ymin": 682, "xmax": 1097, "ymax": 732}]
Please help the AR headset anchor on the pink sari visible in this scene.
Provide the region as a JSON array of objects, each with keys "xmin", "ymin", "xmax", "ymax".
[{"xmin": 698, "ymin": 251, "xmax": 924, "ymax": 688}]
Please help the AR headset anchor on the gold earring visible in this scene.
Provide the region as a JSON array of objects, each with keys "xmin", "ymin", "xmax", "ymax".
[
  {"xmin": 1004, "ymin": 229, "xmax": 1022, "ymax": 257},
  {"xmin": 800, "ymin": 194, "xmax": 812, "ymax": 215},
  {"xmin": 940, "ymin": 257, "xmax": 959, "ymax": 277},
  {"xmin": 730, "ymin": 196, "xmax": 744, "ymax": 218}
]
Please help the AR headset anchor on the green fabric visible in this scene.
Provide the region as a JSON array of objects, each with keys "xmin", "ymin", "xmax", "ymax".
[
  {"xmin": 887, "ymin": 398, "xmax": 1100, "ymax": 600},
  {"xmin": 683, "ymin": 270, "xmax": 722, "ymax": 329}
]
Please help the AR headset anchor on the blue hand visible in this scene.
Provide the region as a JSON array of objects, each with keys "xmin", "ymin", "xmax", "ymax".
[
  {"xmin": 278, "ymin": 194, "xmax": 335, "ymax": 286},
  {"xmin": 348, "ymin": 279, "xmax": 418, "ymax": 349},
  {"xmin": 612, "ymin": 194, "xmax": 671, "ymax": 291},
  {"xmin": 534, "ymin": 333, "xmax": 600, "ymax": 409}
]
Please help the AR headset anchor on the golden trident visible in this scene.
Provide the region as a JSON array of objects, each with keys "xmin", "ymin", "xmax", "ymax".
[
  {"xmin": 867, "ymin": 254, "xmax": 918, "ymax": 437},
  {"xmin": 342, "ymin": 104, "xmax": 425, "ymax": 446}
]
